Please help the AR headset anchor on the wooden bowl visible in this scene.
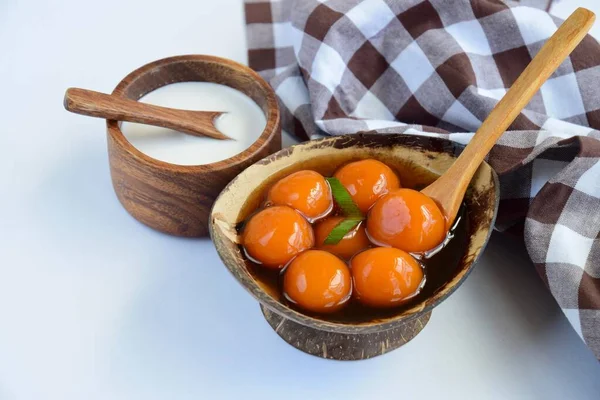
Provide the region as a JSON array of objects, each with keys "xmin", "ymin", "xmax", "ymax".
[
  {"xmin": 210, "ymin": 134, "xmax": 499, "ymax": 360},
  {"xmin": 106, "ymin": 55, "xmax": 281, "ymax": 237}
]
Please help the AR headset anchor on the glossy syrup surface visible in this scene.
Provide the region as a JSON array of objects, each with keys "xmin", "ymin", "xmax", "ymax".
[{"xmin": 237, "ymin": 155, "xmax": 470, "ymax": 324}]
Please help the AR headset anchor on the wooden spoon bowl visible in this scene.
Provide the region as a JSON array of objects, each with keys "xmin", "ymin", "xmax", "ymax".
[
  {"xmin": 210, "ymin": 133, "xmax": 499, "ymax": 360},
  {"xmin": 107, "ymin": 55, "xmax": 281, "ymax": 237}
]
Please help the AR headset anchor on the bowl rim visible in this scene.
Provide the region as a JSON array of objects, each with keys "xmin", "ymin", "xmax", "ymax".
[
  {"xmin": 106, "ymin": 54, "xmax": 280, "ymax": 172},
  {"xmin": 210, "ymin": 134, "xmax": 501, "ymax": 334}
]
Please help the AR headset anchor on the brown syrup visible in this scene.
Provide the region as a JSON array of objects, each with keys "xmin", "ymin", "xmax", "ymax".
[{"xmin": 237, "ymin": 155, "xmax": 470, "ymax": 324}]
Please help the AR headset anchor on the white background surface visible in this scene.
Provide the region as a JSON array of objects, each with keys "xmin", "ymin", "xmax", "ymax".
[{"xmin": 1, "ymin": 1, "xmax": 599, "ymax": 399}]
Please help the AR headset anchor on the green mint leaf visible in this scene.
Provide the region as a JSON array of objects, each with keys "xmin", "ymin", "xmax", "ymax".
[
  {"xmin": 323, "ymin": 218, "xmax": 363, "ymax": 245},
  {"xmin": 326, "ymin": 177, "xmax": 364, "ymax": 219}
]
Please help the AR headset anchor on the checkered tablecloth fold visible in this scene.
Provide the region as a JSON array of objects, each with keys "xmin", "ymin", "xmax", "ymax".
[{"xmin": 245, "ymin": 0, "xmax": 600, "ymax": 359}]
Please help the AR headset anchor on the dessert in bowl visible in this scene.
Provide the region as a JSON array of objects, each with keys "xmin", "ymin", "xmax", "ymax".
[{"xmin": 210, "ymin": 133, "xmax": 499, "ymax": 360}]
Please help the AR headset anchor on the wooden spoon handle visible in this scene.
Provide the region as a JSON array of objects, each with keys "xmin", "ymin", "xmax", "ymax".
[
  {"xmin": 63, "ymin": 87, "xmax": 231, "ymax": 140},
  {"xmin": 422, "ymin": 7, "xmax": 595, "ymax": 228}
]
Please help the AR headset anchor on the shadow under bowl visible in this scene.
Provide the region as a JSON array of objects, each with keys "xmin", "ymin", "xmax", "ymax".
[{"xmin": 210, "ymin": 133, "xmax": 499, "ymax": 360}]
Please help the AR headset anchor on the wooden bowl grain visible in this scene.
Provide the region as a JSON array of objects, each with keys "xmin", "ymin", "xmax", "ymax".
[
  {"xmin": 106, "ymin": 55, "xmax": 281, "ymax": 237},
  {"xmin": 210, "ymin": 133, "xmax": 499, "ymax": 360}
]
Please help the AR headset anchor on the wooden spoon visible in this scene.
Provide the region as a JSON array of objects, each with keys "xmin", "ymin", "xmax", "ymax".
[
  {"xmin": 422, "ymin": 7, "xmax": 595, "ymax": 230},
  {"xmin": 63, "ymin": 87, "xmax": 232, "ymax": 140}
]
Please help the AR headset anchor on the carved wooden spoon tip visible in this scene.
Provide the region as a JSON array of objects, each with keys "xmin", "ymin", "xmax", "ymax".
[{"xmin": 64, "ymin": 87, "xmax": 235, "ymax": 140}]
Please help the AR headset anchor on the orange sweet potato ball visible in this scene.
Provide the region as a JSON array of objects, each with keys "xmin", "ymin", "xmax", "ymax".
[
  {"xmin": 267, "ymin": 170, "xmax": 332, "ymax": 221},
  {"xmin": 242, "ymin": 206, "xmax": 314, "ymax": 269},
  {"xmin": 333, "ymin": 159, "xmax": 400, "ymax": 214},
  {"xmin": 283, "ymin": 250, "xmax": 352, "ymax": 313},
  {"xmin": 314, "ymin": 217, "xmax": 371, "ymax": 260},
  {"xmin": 351, "ymin": 247, "xmax": 424, "ymax": 308},
  {"xmin": 366, "ymin": 188, "xmax": 445, "ymax": 253}
]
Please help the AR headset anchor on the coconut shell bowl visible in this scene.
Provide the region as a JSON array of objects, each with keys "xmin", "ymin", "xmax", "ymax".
[
  {"xmin": 210, "ymin": 133, "xmax": 499, "ymax": 361},
  {"xmin": 106, "ymin": 55, "xmax": 281, "ymax": 237}
]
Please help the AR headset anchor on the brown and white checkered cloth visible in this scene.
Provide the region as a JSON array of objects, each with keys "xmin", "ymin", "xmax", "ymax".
[{"xmin": 244, "ymin": 0, "xmax": 600, "ymax": 358}]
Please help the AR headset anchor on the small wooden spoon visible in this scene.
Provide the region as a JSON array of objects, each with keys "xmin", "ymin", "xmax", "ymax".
[
  {"xmin": 422, "ymin": 7, "xmax": 595, "ymax": 230},
  {"xmin": 63, "ymin": 87, "xmax": 232, "ymax": 140}
]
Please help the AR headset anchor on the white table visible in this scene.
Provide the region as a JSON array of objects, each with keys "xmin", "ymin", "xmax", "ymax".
[{"xmin": 1, "ymin": 1, "xmax": 599, "ymax": 399}]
